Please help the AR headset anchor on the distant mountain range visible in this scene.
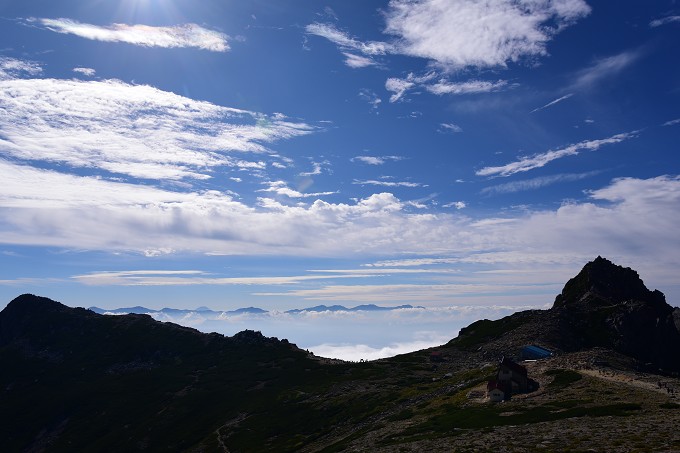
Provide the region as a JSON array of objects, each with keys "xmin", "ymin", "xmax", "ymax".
[
  {"xmin": 2, "ymin": 257, "xmax": 680, "ymax": 451},
  {"xmin": 87, "ymin": 303, "xmax": 423, "ymax": 316}
]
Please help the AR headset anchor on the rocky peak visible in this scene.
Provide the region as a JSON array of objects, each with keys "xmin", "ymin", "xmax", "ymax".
[
  {"xmin": 553, "ymin": 256, "xmax": 668, "ymax": 312},
  {"xmin": 0, "ymin": 294, "xmax": 94, "ymax": 346},
  {"xmin": 545, "ymin": 257, "xmax": 680, "ymax": 372}
]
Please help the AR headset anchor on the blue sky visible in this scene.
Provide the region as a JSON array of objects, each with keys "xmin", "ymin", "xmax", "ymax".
[{"xmin": 1, "ymin": 1, "xmax": 679, "ymax": 359}]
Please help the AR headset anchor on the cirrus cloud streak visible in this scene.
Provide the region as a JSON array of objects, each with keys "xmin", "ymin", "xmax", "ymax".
[
  {"xmin": 476, "ymin": 131, "xmax": 636, "ymax": 177},
  {"xmin": 30, "ymin": 18, "xmax": 230, "ymax": 52}
]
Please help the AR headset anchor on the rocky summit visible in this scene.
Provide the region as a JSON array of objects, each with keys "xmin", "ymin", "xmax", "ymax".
[
  {"xmin": 550, "ymin": 256, "xmax": 680, "ymax": 371},
  {"xmin": 453, "ymin": 257, "xmax": 680, "ymax": 373},
  {"xmin": 1, "ymin": 258, "xmax": 679, "ymax": 452}
]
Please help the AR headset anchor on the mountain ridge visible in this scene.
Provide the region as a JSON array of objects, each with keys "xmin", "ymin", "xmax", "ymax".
[
  {"xmin": 87, "ymin": 302, "xmax": 423, "ymax": 316},
  {"xmin": 2, "ymin": 257, "xmax": 680, "ymax": 451}
]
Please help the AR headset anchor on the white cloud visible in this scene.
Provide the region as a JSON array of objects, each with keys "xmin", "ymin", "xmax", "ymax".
[
  {"xmin": 73, "ymin": 269, "xmax": 375, "ymax": 286},
  {"xmin": 73, "ymin": 67, "xmax": 96, "ymax": 77},
  {"xmin": 258, "ymin": 181, "xmax": 337, "ymax": 199},
  {"xmin": 438, "ymin": 123, "xmax": 463, "ymax": 134},
  {"xmin": 385, "ymin": 77, "xmax": 416, "ymax": 102},
  {"xmin": 476, "ymin": 131, "xmax": 636, "ymax": 177},
  {"xmin": 443, "ymin": 201, "xmax": 466, "ymax": 209},
  {"xmin": 663, "ymin": 118, "xmax": 680, "ymax": 127},
  {"xmin": 343, "ymin": 53, "xmax": 379, "ymax": 68},
  {"xmin": 309, "ymin": 1, "xmax": 589, "ymax": 72},
  {"xmin": 385, "ymin": 72, "xmax": 438, "ymax": 102},
  {"xmin": 650, "ymin": 16, "xmax": 680, "ymax": 27},
  {"xmin": 364, "ymin": 258, "xmax": 460, "ymax": 267},
  {"xmin": 384, "ymin": 0, "xmax": 590, "ymax": 70},
  {"xmin": 305, "ymin": 23, "xmax": 391, "ymax": 56},
  {"xmin": 308, "ymin": 268, "xmax": 450, "ymax": 275},
  {"xmin": 426, "ymin": 79, "xmax": 508, "ymax": 95},
  {"xmin": 0, "ymin": 56, "xmax": 42, "ymax": 79},
  {"xmin": 509, "ymin": 175, "xmax": 680, "ymax": 275},
  {"xmin": 0, "ymin": 161, "xmax": 448, "ymax": 256},
  {"xmin": 2, "ymin": 155, "xmax": 679, "ymax": 302},
  {"xmin": 309, "ymin": 336, "xmax": 449, "ymax": 361},
  {"xmin": 352, "ymin": 179, "xmax": 425, "ymax": 188},
  {"xmin": 572, "ymin": 50, "xmax": 641, "ymax": 89},
  {"xmin": 0, "ymin": 76, "xmax": 314, "ymax": 181},
  {"xmin": 31, "ymin": 18, "xmax": 230, "ymax": 52},
  {"xmin": 358, "ymin": 89, "xmax": 382, "ymax": 109},
  {"xmin": 310, "ymin": 1, "xmax": 589, "ymax": 103},
  {"xmin": 258, "ymin": 282, "xmax": 557, "ymax": 303},
  {"xmin": 305, "ymin": 23, "xmax": 391, "ymax": 68},
  {"xmin": 351, "ymin": 155, "xmax": 403, "ymax": 165},
  {"xmin": 352, "ymin": 156, "xmax": 384, "ymax": 165},
  {"xmin": 530, "ymin": 93, "xmax": 573, "ymax": 113},
  {"xmin": 386, "ymin": 73, "xmax": 507, "ymax": 102},
  {"xmin": 91, "ymin": 304, "xmax": 536, "ymax": 359},
  {"xmin": 0, "ymin": 277, "xmax": 65, "ymax": 286},
  {"xmin": 481, "ymin": 171, "xmax": 600, "ymax": 195},
  {"xmin": 298, "ymin": 160, "xmax": 329, "ymax": 177}
]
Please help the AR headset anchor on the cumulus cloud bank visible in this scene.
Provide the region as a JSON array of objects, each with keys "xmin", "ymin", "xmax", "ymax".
[
  {"xmin": 384, "ymin": 0, "xmax": 591, "ymax": 70},
  {"xmin": 102, "ymin": 305, "xmax": 537, "ymax": 360},
  {"xmin": 3, "ymin": 144, "xmax": 679, "ymax": 285},
  {"xmin": 309, "ymin": 0, "xmax": 590, "ymax": 71}
]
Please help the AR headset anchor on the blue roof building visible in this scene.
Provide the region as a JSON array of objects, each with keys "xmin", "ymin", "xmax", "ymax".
[{"xmin": 521, "ymin": 345, "xmax": 553, "ymax": 360}]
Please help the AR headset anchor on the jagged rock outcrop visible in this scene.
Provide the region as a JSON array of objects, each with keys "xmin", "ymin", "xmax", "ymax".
[
  {"xmin": 452, "ymin": 257, "xmax": 680, "ymax": 372},
  {"xmin": 548, "ymin": 256, "xmax": 680, "ymax": 371},
  {"xmin": 553, "ymin": 256, "xmax": 668, "ymax": 311}
]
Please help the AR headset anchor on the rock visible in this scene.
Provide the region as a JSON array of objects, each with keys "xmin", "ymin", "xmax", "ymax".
[
  {"xmin": 450, "ymin": 257, "xmax": 680, "ymax": 373},
  {"xmin": 548, "ymin": 257, "xmax": 680, "ymax": 372}
]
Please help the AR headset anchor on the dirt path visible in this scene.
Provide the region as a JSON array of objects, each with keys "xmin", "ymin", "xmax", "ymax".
[{"xmin": 581, "ymin": 369, "xmax": 679, "ymax": 397}]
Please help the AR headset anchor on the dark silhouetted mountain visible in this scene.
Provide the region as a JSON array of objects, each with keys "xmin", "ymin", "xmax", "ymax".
[
  {"xmin": 452, "ymin": 256, "xmax": 680, "ymax": 372},
  {"xmin": 550, "ymin": 256, "xmax": 680, "ymax": 371},
  {"xmin": 0, "ymin": 295, "xmax": 439, "ymax": 451},
  {"xmin": 285, "ymin": 304, "xmax": 349, "ymax": 313},
  {"xmin": 3, "ymin": 258, "xmax": 680, "ymax": 451},
  {"xmin": 87, "ymin": 305, "xmax": 152, "ymax": 315},
  {"xmin": 226, "ymin": 306, "xmax": 268, "ymax": 315},
  {"xmin": 553, "ymin": 256, "xmax": 668, "ymax": 310},
  {"xmin": 0, "ymin": 294, "xmax": 311, "ymax": 451},
  {"xmin": 87, "ymin": 303, "xmax": 415, "ymax": 317}
]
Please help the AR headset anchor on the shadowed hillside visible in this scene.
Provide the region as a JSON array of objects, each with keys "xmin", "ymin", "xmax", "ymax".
[{"xmin": 1, "ymin": 258, "xmax": 679, "ymax": 452}]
